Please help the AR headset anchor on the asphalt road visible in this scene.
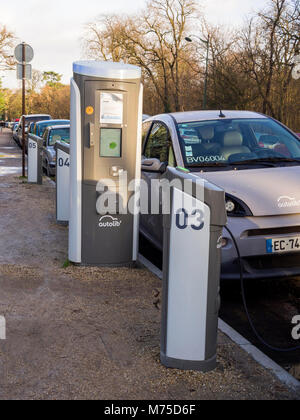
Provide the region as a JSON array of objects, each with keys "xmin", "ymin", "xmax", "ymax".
[{"xmin": 0, "ymin": 128, "xmax": 23, "ymax": 177}]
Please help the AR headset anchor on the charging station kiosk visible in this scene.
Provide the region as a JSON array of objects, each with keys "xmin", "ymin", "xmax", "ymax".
[
  {"xmin": 69, "ymin": 61, "xmax": 143, "ymax": 266},
  {"xmin": 28, "ymin": 137, "xmax": 43, "ymax": 184},
  {"xmin": 161, "ymin": 167, "xmax": 227, "ymax": 372},
  {"xmin": 55, "ymin": 141, "xmax": 70, "ymax": 223}
]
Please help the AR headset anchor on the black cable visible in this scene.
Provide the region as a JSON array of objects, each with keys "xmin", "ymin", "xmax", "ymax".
[{"xmin": 224, "ymin": 225, "xmax": 300, "ymax": 353}]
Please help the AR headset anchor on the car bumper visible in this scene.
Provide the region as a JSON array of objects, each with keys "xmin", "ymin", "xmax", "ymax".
[{"xmin": 222, "ymin": 215, "xmax": 300, "ymax": 280}]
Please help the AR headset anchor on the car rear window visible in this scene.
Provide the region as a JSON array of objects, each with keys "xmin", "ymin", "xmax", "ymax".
[
  {"xmin": 38, "ymin": 120, "xmax": 70, "ymax": 137},
  {"xmin": 25, "ymin": 116, "xmax": 51, "ymax": 126}
]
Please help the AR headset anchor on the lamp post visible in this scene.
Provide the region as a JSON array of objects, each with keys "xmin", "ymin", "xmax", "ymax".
[{"xmin": 185, "ymin": 35, "xmax": 210, "ymax": 110}]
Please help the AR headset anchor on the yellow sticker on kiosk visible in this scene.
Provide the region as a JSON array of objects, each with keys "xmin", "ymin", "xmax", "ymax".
[{"xmin": 86, "ymin": 106, "xmax": 94, "ymax": 115}]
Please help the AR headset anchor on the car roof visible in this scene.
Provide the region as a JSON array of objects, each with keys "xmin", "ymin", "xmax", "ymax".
[
  {"xmin": 23, "ymin": 114, "xmax": 51, "ymax": 118},
  {"xmin": 47, "ymin": 125, "xmax": 70, "ymax": 130},
  {"xmin": 149, "ymin": 110, "xmax": 268, "ymax": 124},
  {"xmin": 36, "ymin": 119, "xmax": 69, "ymax": 126}
]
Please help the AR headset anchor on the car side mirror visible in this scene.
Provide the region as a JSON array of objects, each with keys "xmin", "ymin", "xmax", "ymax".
[{"xmin": 141, "ymin": 157, "xmax": 167, "ymax": 173}]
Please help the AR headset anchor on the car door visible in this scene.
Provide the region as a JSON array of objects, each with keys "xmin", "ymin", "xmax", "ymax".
[
  {"xmin": 140, "ymin": 121, "xmax": 176, "ymax": 248},
  {"xmin": 26, "ymin": 123, "xmax": 34, "ymax": 151},
  {"xmin": 42, "ymin": 129, "xmax": 49, "ymax": 169},
  {"xmin": 17, "ymin": 117, "xmax": 23, "ymax": 145}
]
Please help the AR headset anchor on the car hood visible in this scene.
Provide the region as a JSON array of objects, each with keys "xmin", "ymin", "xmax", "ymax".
[{"xmin": 194, "ymin": 166, "xmax": 300, "ymax": 216}]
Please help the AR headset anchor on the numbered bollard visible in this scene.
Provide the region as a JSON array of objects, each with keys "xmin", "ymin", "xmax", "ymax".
[
  {"xmin": 55, "ymin": 141, "xmax": 70, "ymax": 223},
  {"xmin": 28, "ymin": 137, "xmax": 43, "ymax": 184},
  {"xmin": 161, "ymin": 167, "xmax": 227, "ymax": 373}
]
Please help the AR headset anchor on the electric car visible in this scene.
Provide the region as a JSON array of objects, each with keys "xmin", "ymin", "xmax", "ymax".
[
  {"xmin": 140, "ymin": 111, "xmax": 300, "ymax": 280},
  {"xmin": 42, "ymin": 125, "xmax": 70, "ymax": 176}
]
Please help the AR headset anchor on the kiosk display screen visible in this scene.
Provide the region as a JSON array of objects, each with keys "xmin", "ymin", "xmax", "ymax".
[{"xmin": 100, "ymin": 128, "xmax": 122, "ymax": 158}]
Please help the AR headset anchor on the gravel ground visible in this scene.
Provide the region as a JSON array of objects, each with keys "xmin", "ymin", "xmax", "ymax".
[{"xmin": 0, "ymin": 131, "xmax": 299, "ymax": 400}]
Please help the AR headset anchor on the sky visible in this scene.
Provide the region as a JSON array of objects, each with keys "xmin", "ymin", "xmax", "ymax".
[{"xmin": 0, "ymin": 0, "xmax": 263, "ymax": 89}]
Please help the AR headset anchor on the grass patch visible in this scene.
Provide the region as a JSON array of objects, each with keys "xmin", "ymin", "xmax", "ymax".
[
  {"xmin": 18, "ymin": 176, "xmax": 28, "ymax": 184},
  {"xmin": 62, "ymin": 259, "xmax": 71, "ymax": 269}
]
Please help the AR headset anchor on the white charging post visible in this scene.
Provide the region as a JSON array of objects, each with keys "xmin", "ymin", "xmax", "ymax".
[
  {"xmin": 28, "ymin": 137, "xmax": 42, "ymax": 184},
  {"xmin": 55, "ymin": 141, "xmax": 70, "ymax": 223},
  {"xmin": 161, "ymin": 167, "xmax": 227, "ymax": 372}
]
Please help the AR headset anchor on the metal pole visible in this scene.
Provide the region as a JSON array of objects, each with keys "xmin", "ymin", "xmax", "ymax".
[
  {"xmin": 22, "ymin": 43, "xmax": 26, "ymax": 178},
  {"xmin": 203, "ymin": 36, "xmax": 209, "ymax": 110}
]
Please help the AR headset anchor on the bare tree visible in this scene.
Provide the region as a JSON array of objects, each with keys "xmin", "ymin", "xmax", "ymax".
[
  {"xmin": 0, "ymin": 24, "xmax": 15, "ymax": 70},
  {"xmin": 238, "ymin": 0, "xmax": 299, "ymax": 122},
  {"xmin": 83, "ymin": 0, "xmax": 200, "ymax": 113}
]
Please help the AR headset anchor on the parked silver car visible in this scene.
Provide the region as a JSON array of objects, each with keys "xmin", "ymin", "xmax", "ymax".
[
  {"xmin": 17, "ymin": 114, "xmax": 52, "ymax": 147},
  {"xmin": 42, "ymin": 125, "xmax": 70, "ymax": 176},
  {"xmin": 140, "ymin": 111, "xmax": 300, "ymax": 280},
  {"xmin": 12, "ymin": 123, "xmax": 19, "ymax": 142},
  {"xmin": 26, "ymin": 119, "xmax": 70, "ymax": 152}
]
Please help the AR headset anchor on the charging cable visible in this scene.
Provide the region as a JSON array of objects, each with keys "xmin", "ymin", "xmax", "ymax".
[{"xmin": 224, "ymin": 225, "xmax": 300, "ymax": 353}]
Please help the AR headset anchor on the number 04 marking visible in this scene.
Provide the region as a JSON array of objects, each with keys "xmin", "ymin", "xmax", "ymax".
[{"xmin": 58, "ymin": 157, "xmax": 70, "ymax": 167}]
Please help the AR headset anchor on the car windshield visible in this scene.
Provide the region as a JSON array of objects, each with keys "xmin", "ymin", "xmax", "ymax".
[
  {"xmin": 178, "ymin": 118, "xmax": 300, "ymax": 168},
  {"xmin": 38, "ymin": 120, "xmax": 69, "ymax": 137},
  {"xmin": 48, "ymin": 128, "xmax": 70, "ymax": 146},
  {"xmin": 25, "ymin": 116, "xmax": 50, "ymax": 126}
]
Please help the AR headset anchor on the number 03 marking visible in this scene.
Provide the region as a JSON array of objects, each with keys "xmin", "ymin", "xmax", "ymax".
[{"xmin": 175, "ymin": 208, "xmax": 205, "ymax": 231}]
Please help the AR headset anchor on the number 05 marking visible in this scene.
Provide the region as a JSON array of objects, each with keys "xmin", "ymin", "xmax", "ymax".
[{"xmin": 176, "ymin": 208, "xmax": 205, "ymax": 231}]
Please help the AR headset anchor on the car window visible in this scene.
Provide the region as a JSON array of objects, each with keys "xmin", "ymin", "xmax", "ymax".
[
  {"xmin": 48, "ymin": 128, "xmax": 70, "ymax": 146},
  {"xmin": 43, "ymin": 129, "xmax": 48, "ymax": 144},
  {"xmin": 38, "ymin": 124, "xmax": 48, "ymax": 137},
  {"xmin": 26, "ymin": 116, "xmax": 51, "ymax": 126},
  {"xmin": 38, "ymin": 121, "xmax": 69, "ymax": 137},
  {"xmin": 142, "ymin": 121, "xmax": 152, "ymax": 150},
  {"xmin": 178, "ymin": 119, "xmax": 300, "ymax": 167},
  {"xmin": 144, "ymin": 123, "xmax": 175, "ymax": 166}
]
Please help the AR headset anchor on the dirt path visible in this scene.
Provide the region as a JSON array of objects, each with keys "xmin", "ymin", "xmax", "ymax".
[{"xmin": 0, "ymin": 131, "xmax": 298, "ymax": 400}]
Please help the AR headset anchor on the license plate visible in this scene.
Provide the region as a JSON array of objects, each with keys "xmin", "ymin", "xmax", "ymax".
[{"xmin": 266, "ymin": 236, "xmax": 300, "ymax": 254}]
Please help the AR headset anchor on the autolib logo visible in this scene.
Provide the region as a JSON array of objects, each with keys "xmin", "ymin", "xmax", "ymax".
[
  {"xmin": 277, "ymin": 196, "xmax": 300, "ymax": 209},
  {"xmin": 99, "ymin": 215, "xmax": 122, "ymax": 228}
]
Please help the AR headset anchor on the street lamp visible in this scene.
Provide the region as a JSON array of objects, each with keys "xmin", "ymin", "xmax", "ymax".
[{"xmin": 185, "ymin": 35, "xmax": 210, "ymax": 110}]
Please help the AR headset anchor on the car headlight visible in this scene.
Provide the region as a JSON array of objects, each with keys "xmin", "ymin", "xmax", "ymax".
[
  {"xmin": 225, "ymin": 194, "xmax": 253, "ymax": 217},
  {"xmin": 225, "ymin": 200, "xmax": 236, "ymax": 213}
]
